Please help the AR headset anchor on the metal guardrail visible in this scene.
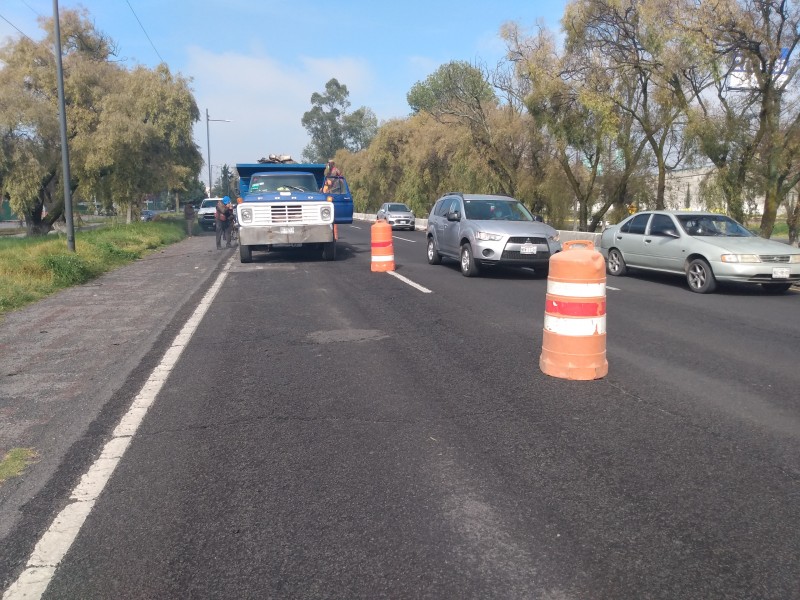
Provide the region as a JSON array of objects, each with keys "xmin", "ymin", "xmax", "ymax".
[{"xmin": 353, "ymin": 213, "xmax": 603, "ymax": 246}]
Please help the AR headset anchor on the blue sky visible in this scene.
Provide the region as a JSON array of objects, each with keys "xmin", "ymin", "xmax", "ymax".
[{"xmin": 1, "ymin": 1, "xmax": 567, "ymax": 188}]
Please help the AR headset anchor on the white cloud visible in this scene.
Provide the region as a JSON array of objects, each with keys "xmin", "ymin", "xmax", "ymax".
[{"xmin": 187, "ymin": 47, "xmax": 378, "ymax": 174}]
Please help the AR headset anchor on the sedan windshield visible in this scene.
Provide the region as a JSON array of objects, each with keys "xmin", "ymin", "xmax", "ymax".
[
  {"xmin": 464, "ymin": 199, "xmax": 534, "ymax": 221},
  {"xmin": 676, "ymin": 214, "xmax": 753, "ymax": 237},
  {"xmin": 249, "ymin": 174, "xmax": 318, "ymax": 193}
]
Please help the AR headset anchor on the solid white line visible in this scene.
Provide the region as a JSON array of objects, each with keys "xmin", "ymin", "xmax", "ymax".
[
  {"xmin": 388, "ymin": 271, "xmax": 433, "ymax": 293},
  {"xmin": 392, "ymin": 235, "xmax": 417, "ymax": 243},
  {"xmin": 2, "ymin": 261, "xmax": 233, "ymax": 600},
  {"xmin": 606, "ymin": 286, "xmax": 621, "ymax": 291}
]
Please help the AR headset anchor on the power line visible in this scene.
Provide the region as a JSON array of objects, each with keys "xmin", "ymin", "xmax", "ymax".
[
  {"xmin": 124, "ymin": 0, "xmax": 164, "ymax": 64},
  {"xmin": 0, "ymin": 11, "xmax": 36, "ymax": 43}
]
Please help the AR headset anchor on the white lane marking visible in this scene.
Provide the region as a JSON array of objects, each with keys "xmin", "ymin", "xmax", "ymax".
[
  {"xmin": 349, "ymin": 225, "xmax": 362, "ymax": 229},
  {"xmin": 2, "ymin": 261, "xmax": 233, "ymax": 600},
  {"xmin": 388, "ymin": 271, "xmax": 433, "ymax": 294},
  {"xmin": 392, "ymin": 235, "xmax": 417, "ymax": 243},
  {"xmin": 606, "ymin": 286, "xmax": 620, "ymax": 291}
]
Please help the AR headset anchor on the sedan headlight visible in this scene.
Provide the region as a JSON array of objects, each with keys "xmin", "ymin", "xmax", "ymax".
[
  {"xmin": 790, "ymin": 254, "xmax": 800, "ymax": 263},
  {"xmin": 721, "ymin": 254, "xmax": 761, "ymax": 263},
  {"xmin": 321, "ymin": 206, "xmax": 332, "ymax": 220},
  {"xmin": 475, "ymin": 231, "xmax": 503, "ymax": 241},
  {"xmin": 240, "ymin": 208, "xmax": 253, "ymax": 223}
]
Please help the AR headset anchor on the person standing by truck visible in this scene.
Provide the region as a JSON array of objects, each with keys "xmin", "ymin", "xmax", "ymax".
[
  {"xmin": 183, "ymin": 202, "xmax": 195, "ymax": 236},
  {"xmin": 215, "ymin": 196, "xmax": 233, "ymax": 249}
]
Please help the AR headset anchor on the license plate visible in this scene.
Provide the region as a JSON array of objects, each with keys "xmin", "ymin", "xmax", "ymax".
[
  {"xmin": 279, "ymin": 226, "xmax": 295, "ymax": 234},
  {"xmin": 520, "ymin": 243, "xmax": 537, "ymax": 255},
  {"xmin": 772, "ymin": 267, "xmax": 790, "ymax": 279}
]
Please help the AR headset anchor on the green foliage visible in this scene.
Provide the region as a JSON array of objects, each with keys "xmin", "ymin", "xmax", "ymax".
[
  {"xmin": 0, "ymin": 220, "xmax": 186, "ymax": 315},
  {"xmin": 39, "ymin": 252, "xmax": 96, "ymax": 286},
  {"xmin": 301, "ymin": 78, "xmax": 378, "ymax": 162},
  {"xmin": 0, "ymin": 9, "xmax": 202, "ymax": 234},
  {"xmin": 0, "ymin": 448, "xmax": 38, "ymax": 485}
]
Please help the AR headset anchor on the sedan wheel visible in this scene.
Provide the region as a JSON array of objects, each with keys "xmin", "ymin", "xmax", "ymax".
[
  {"xmin": 460, "ymin": 243, "xmax": 481, "ymax": 277},
  {"xmin": 686, "ymin": 258, "xmax": 717, "ymax": 293},
  {"xmin": 607, "ymin": 248, "xmax": 627, "ymax": 276},
  {"xmin": 427, "ymin": 237, "xmax": 442, "ymax": 265}
]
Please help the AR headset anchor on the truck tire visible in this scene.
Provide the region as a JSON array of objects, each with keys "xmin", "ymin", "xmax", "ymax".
[
  {"xmin": 239, "ymin": 244, "xmax": 252, "ymax": 263},
  {"xmin": 323, "ymin": 240, "xmax": 336, "ymax": 261}
]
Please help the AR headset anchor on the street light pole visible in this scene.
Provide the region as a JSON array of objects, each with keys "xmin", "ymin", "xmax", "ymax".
[{"xmin": 206, "ymin": 109, "xmax": 231, "ymax": 196}]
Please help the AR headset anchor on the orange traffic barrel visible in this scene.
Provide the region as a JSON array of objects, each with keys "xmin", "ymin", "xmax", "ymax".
[
  {"xmin": 539, "ymin": 240, "xmax": 608, "ymax": 380},
  {"xmin": 371, "ymin": 219, "xmax": 395, "ymax": 272}
]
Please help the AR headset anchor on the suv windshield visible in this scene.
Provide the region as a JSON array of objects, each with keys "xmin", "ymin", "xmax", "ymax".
[
  {"xmin": 464, "ymin": 199, "xmax": 534, "ymax": 221},
  {"xmin": 388, "ymin": 204, "xmax": 411, "ymax": 212},
  {"xmin": 249, "ymin": 174, "xmax": 318, "ymax": 193},
  {"xmin": 200, "ymin": 199, "xmax": 217, "ymax": 208},
  {"xmin": 676, "ymin": 214, "xmax": 753, "ymax": 237}
]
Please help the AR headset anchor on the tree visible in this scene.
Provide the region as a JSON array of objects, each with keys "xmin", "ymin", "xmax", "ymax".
[
  {"xmin": 301, "ymin": 78, "xmax": 377, "ymax": 162},
  {"xmin": 0, "ymin": 8, "xmax": 115, "ymax": 234},
  {"xmin": 0, "ymin": 8, "xmax": 202, "ymax": 233},
  {"xmin": 562, "ymin": 0, "xmax": 700, "ymax": 210},
  {"xmin": 211, "ymin": 164, "xmax": 237, "ymax": 198},
  {"xmin": 687, "ymin": 0, "xmax": 800, "ymax": 237},
  {"xmin": 407, "ymin": 60, "xmax": 538, "ymax": 200}
]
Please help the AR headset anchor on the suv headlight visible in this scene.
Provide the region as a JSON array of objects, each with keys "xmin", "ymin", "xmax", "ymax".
[
  {"xmin": 789, "ymin": 254, "xmax": 800, "ymax": 263},
  {"xmin": 549, "ymin": 233, "xmax": 560, "ymax": 242},
  {"xmin": 721, "ymin": 254, "xmax": 761, "ymax": 263},
  {"xmin": 475, "ymin": 231, "xmax": 503, "ymax": 241},
  {"xmin": 240, "ymin": 208, "xmax": 253, "ymax": 223}
]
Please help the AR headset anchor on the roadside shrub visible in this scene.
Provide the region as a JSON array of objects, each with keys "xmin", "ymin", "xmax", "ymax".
[{"xmin": 38, "ymin": 253, "xmax": 96, "ymax": 285}]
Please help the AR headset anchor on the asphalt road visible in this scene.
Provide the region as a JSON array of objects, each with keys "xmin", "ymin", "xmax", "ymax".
[{"xmin": 2, "ymin": 223, "xmax": 799, "ymax": 599}]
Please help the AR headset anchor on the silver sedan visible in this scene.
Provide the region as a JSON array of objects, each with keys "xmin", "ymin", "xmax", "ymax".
[{"xmin": 599, "ymin": 210, "xmax": 800, "ymax": 293}]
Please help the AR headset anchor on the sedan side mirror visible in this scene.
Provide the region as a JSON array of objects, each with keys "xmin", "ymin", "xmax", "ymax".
[{"xmin": 663, "ymin": 229, "xmax": 679, "ymax": 238}]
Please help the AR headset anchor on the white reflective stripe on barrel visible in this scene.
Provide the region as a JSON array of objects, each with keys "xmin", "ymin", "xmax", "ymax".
[
  {"xmin": 546, "ymin": 280, "xmax": 606, "ymax": 298},
  {"xmin": 544, "ymin": 314, "xmax": 607, "ymax": 337},
  {"xmin": 371, "ymin": 255, "xmax": 395, "ymax": 262}
]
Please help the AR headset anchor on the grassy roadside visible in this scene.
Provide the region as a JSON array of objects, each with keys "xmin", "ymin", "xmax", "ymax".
[
  {"xmin": 0, "ymin": 448, "xmax": 38, "ymax": 485},
  {"xmin": 0, "ymin": 215, "xmax": 188, "ymax": 318}
]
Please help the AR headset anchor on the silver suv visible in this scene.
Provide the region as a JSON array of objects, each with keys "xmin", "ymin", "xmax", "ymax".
[
  {"xmin": 376, "ymin": 202, "xmax": 415, "ymax": 230},
  {"xmin": 426, "ymin": 193, "xmax": 561, "ymax": 277}
]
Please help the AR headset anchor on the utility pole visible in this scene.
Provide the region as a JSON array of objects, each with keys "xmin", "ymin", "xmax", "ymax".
[{"xmin": 53, "ymin": 0, "xmax": 75, "ymax": 251}]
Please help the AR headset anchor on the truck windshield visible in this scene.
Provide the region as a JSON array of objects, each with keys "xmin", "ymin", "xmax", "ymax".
[{"xmin": 249, "ymin": 174, "xmax": 318, "ymax": 193}]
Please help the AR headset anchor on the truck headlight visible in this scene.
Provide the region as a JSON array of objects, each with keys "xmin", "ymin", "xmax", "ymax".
[
  {"xmin": 321, "ymin": 206, "xmax": 332, "ymax": 221},
  {"xmin": 240, "ymin": 208, "xmax": 253, "ymax": 223}
]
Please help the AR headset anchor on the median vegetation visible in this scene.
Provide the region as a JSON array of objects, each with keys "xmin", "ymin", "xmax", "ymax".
[{"xmin": 0, "ymin": 218, "xmax": 186, "ymax": 317}]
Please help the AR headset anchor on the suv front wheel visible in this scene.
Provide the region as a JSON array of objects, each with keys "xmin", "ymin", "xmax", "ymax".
[{"xmin": 460, "ymin": 242, "xmax": 481, "ymax": 277}]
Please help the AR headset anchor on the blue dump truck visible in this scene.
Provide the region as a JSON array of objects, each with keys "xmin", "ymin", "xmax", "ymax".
[{"xmin": 234, "ymin": 160, "xmax": 354, "ymax": 263}]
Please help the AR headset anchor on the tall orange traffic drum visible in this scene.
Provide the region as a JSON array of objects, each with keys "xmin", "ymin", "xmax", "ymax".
[
  {"xmin": 539, "ymin": 240, "xmax": 608, "ymax": 380},
  {"xmin": 371, "ymin": 219, "xmax": 395, "ymax": 272}
]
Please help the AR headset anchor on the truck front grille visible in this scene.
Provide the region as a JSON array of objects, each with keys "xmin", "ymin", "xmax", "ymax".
[{"xmin": 250, "ymin": 203, "xmax": 330, "ymax": 225}]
